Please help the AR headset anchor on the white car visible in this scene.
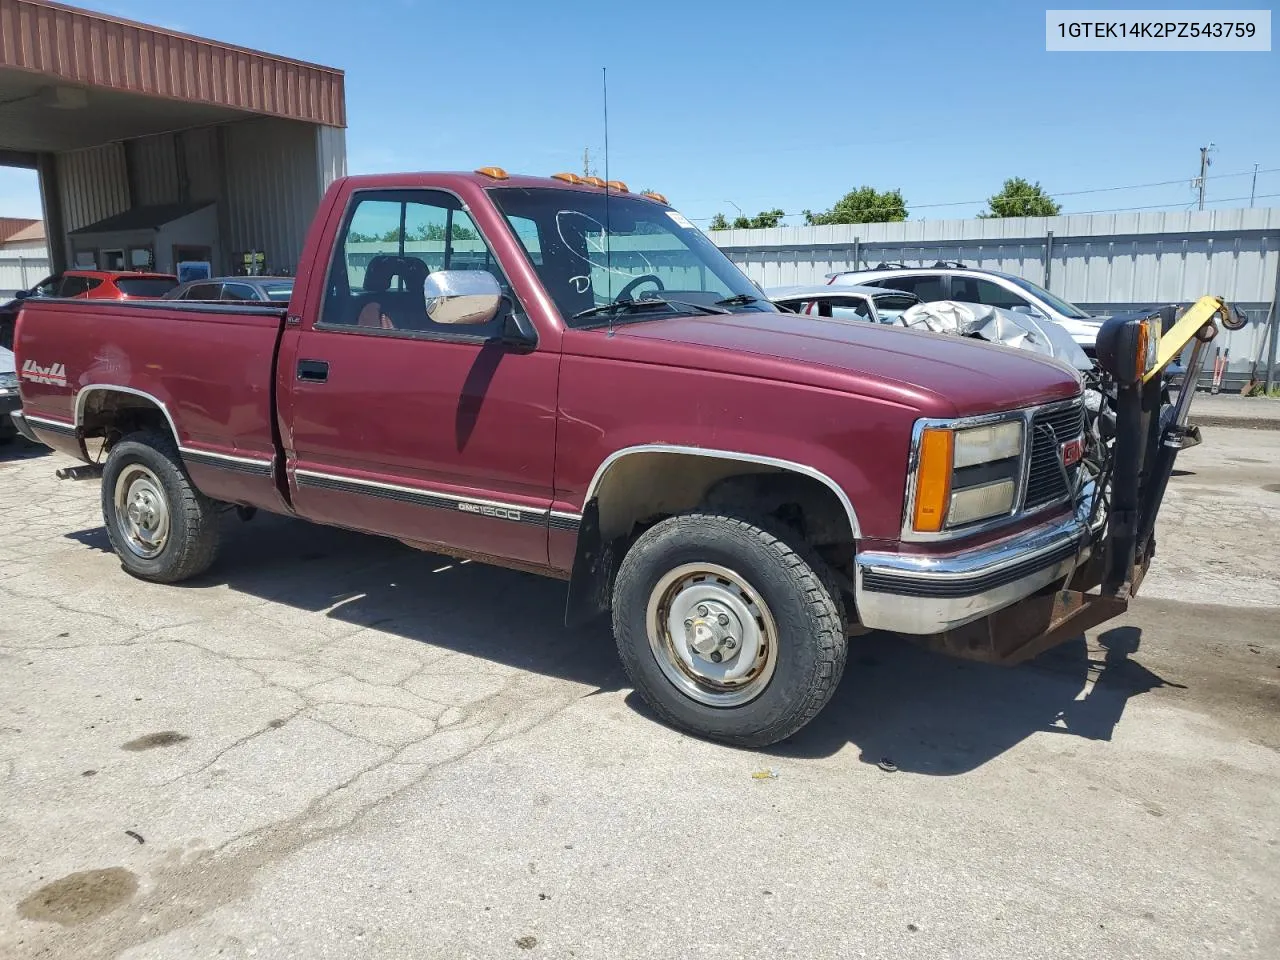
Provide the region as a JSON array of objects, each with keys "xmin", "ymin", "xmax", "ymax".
[
  {"xmin": 766, "ymin": 284, "xmax": 921, "ymax": 325},
  {"xmin": 827, "ymin": 263, "xmax": 1104, "ymax": 354}
]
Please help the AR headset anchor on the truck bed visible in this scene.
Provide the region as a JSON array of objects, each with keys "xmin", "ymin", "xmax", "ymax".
[{"xmin": 16, "ymin": 297, "xmax": 289, "ymax": 509}]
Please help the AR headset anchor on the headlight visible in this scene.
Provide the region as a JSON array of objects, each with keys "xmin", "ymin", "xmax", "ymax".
[{"xmin": 910, "ymin": 419, "xmax": 1024, "ymax": 533}]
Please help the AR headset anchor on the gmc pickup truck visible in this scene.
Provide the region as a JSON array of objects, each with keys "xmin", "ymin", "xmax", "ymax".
[{"xmin": 11, "ymin": 169, "xmax": 1229, "ymax": 746}]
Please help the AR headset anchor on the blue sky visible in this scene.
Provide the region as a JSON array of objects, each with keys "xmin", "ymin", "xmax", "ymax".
[{"xmin": 2, "ymin": 0, "xmax": 1277, "ymax": 224}]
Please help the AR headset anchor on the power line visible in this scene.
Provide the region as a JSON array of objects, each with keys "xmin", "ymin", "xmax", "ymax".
[{"xmin": 691, "ymin": 167, "xmax": 1280, "ymax": 223}]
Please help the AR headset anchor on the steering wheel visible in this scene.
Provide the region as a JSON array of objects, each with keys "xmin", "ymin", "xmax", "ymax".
[{"xmin": 616, "ymin": 274, "xmax": 664, "ymax": 302}]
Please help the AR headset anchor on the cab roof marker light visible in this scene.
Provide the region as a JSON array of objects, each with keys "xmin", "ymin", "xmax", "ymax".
[
  {"xmin": 641, "ymin": 191, "xmax": 669, "ymax": 204},
  {"xmin": 605, "ymin": 180, "xmax": 629, "ymax": 192},
  {"xmin": 475, "ymin": 167, "xmax": 509, "ymax": 180},
  {"xmin": 581, "ymin": 176, "xmax": 606, "ymax": 188},
  {"xmin": 551, "ymin": 172, "xmax": 583, "ymax": 184}
]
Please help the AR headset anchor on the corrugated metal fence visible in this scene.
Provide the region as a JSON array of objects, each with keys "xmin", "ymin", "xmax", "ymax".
[
  {"xmin": 710, "ymin": 207, "xmax": 1280, "ymax": 389},
  {"xmin": 0, "ymin": 255, "xmax": 50, "ymax": 297}
]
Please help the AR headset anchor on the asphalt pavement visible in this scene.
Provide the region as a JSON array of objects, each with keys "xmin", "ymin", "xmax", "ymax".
[{"xmin": 0, "ymin": 427, "xmax": 1277, "ymax": 960}]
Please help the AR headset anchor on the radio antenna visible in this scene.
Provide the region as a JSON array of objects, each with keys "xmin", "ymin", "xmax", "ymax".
[{"xmin": 603, "ymin": 65, "xmax": 615, "ymax": 336}]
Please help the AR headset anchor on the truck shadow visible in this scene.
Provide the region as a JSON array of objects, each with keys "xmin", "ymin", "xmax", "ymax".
[
  {"xmin": 0, "ymin": 437, "xmax": 51, "ymax": 462},
  {"xmin": 767, "ymin": 624, "xmax": 1182, "ymax": 773},
  {"xmin": 66, "ymin": 513, "xmax": 1180, "ymax": 774}
]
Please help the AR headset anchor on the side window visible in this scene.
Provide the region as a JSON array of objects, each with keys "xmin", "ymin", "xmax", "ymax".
[
  {"xmin": 32, "ymin": 275, "xmax": 61, "ymax": 297},
  {"xmin": 82, "ymin": 277, "xmax": 105, "ymax": 294},
  {"xmin": 877, "ymin": 274, "xmax": 946, "ymax": 301},
  {"xmin": 951, "ymin": 277, "xmax": 1029, "ymax": 310},
  {"xmin": 819, "ymin": 297, "xmax": 874, "ymax": 322},
  {"xmin": 322, "ymin": 189, "xmax": 514, "ymax": 335},
  {"xmin": 185, "ymin": 283, "xmax": 223, "ymax": 300},
  {"xmin": 57, "ymin": 276, "xmax": 91, "ymax": 297},
  {"xmin": 222, "ymin": 283, "xmax": 259, "ymax": 301}
]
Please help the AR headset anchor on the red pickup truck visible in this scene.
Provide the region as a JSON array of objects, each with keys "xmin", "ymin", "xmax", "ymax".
[{"xmin": 10, "ymin": 169, "xmax": 1207, "ymax": 746}]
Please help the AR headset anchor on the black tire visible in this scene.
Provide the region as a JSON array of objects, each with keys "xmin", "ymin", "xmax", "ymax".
[
  {"xmin": 101, "ymin": 431, "xmax": 221, "ymax": 583},
  {"xmin": 612, "ymin": 512, "xmax": 847, "ymax": 748}
]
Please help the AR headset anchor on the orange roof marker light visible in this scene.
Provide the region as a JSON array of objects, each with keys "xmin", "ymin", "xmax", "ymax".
[
  {"xmin": 641, "ymin": 191, "xmax": 669, "ymax": 205},
  {"xmin": 551, "ymin": 172, "xmax": 584, "ymax": 184},
  {"xmin": 605, "ymin": 180, "xmax": 629, "ymax": 192},
  {"xmin": 581, "ymin": 176, "xmax": 606, "ymax": 188},
  {"xmin": 475, "ymin": 167, "xmax": 509, "ymax": 180}
]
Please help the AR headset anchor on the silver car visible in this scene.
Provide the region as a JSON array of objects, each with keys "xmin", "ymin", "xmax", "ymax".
[{"xmin": 826, "ymin": 264, "xmax": 1103, "ymax": 353}]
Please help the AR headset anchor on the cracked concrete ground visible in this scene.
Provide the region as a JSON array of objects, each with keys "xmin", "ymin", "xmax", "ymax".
[{"xmin": 0, "ymin": 428, "xmax": 1277, "ymax": 959}]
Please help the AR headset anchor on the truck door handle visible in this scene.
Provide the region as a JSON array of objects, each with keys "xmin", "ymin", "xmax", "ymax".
[{"xmin": 297, "ymin": 359, "xmax": 329, "ymax": 383}]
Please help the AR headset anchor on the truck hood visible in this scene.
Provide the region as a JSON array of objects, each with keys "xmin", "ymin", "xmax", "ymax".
[{"xmin": 591, "ymin": 312, "xmax": 1082, "ymax": 417}]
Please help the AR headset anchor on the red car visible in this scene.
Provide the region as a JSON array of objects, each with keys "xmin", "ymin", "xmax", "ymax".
[
  {"xmin": 1, "ymin": 270, "xmax": 178, "ymax": 349},
  {"xmin": 10, "ymin": 170, "xmax": 1196, "ymax": 746},
  {"xmin": 21, "ymin": 269, "xmax": 179, "ymax": 300}
]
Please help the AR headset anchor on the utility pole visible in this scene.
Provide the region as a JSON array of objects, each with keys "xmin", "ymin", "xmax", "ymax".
[
  {"xmin": 1192, "ymin": 143, "xmax": 1215, "ymax": 211},
  {"xmin": 1250, "ymin": 162, "xmax": 1260, "ymax": 207}
]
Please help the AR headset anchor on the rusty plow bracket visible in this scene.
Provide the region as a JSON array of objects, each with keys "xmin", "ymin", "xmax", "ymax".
[{"xmin": 925, "ymin": 589, "xmax": 1130, "ymax": 666}]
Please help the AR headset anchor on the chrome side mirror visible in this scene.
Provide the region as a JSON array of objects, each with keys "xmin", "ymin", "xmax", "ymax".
[{"xmin": 423, "ymin": 270, "xmax": 502, "ymax": 326}]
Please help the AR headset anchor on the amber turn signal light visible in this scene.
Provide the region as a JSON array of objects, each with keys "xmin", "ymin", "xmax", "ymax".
[{"xmin": 912, "ymin": 428, "xmax": 953, "ymax": 533}]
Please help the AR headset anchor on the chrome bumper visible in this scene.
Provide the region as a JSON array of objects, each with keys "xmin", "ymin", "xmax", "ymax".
[{"xmin": 856, "ymin": 496, "xmax": 1101, "ymax": 635}]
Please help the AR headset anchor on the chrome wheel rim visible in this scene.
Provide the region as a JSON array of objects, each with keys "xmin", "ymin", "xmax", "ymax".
[
  {"xmin": 645, "ymin": 562, "xmax": 779, "ymax": 707},
  {"xmin": 114, "ymin": 464, "xmax": 170, "ymax": 559}
]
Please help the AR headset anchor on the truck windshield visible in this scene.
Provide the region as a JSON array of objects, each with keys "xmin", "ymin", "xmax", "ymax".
[{"xmin": 489, "ymin": 187, "xmax": 774, "ymax": 327}]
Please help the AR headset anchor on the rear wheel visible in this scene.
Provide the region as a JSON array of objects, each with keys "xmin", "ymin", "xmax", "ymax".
[
  {"xmin": 612, "ymin": 512, "xmax": 847, "ymax": 747},
  {"xmin": 101, "ymin": 432, "xmax": 221, "ymax": 583}
]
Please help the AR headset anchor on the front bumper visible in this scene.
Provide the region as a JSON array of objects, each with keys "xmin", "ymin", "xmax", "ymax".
[{"xmin": 856, "ymin": 494, "xmax": 1101, "ymax": 635}]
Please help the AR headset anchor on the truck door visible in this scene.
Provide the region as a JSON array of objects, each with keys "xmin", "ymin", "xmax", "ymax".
[{"xmin": 279, "ymin": 188, "xmax": 557, "ymax": 567}]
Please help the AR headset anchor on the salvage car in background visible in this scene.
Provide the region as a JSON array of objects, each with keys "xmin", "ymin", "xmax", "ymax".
[
  {"xmin": 827, "ymin": 263, "xmax": 1105, "ymax": 354},
  {"xmin": 164, "ymin": 276, "xmax": 295, "ymax": 303},
  {"xmin": 767, "ymin": 284, "xmax": 920, "ymax": 324},
  {"xmin": 1, "ymin": 270, "xmax": 179, "ymax": 349},
  {"xmin": 0, "ymin": 345, "xmax": 18, "ymax": 442}
]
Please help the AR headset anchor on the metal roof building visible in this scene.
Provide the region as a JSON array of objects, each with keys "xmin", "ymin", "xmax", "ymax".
[{"xmin": 0, "ymin": 0, "xmax": 346, "ymax": 278}]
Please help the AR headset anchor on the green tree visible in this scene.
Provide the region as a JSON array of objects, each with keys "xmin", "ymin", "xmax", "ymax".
[
  {"xmin": 804, "ymin": 187, "xmax": 907, "ymax": 225},
  {"xmin": 708, "ymin": 209, "xmax": 785, "ymax": 229},
  {"xmin": 731, "ymin": 208, "xmax": 785, "ymax": 229},
  {"xmin": 979, "ymin": 177, "xmax": 1061, "ymax": 218}
]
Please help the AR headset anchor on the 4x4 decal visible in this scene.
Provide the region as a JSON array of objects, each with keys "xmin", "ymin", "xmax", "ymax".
[{"xmin": 20, "ymin": 360, "xmax": 68, "ymax": 387}]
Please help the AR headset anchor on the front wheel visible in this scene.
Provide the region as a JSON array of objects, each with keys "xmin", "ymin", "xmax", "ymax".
[
  {"xmin": 101, "ymin": 431, "xmax": 222, "ymax": 583},
  {"xmin": 612, "ymin": 513, "xmax": 847, "ymax": 747}
]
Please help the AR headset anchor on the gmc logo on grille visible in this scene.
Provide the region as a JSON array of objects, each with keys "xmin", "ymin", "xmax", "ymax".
[{"xmin": 1060, "ymin": 436, "xmax": 1084, "ymax": 467}]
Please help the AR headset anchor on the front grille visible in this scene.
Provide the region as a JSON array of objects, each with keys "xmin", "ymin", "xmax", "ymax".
[{"xmin": 1024, "ymin": 401, "xmax": 1085, "ymax": 509}]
